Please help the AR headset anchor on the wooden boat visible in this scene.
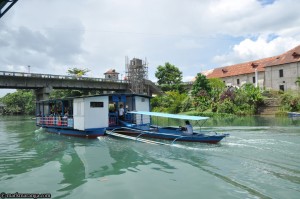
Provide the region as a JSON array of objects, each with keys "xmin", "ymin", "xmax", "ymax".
[
  {"xmin": 35, "ymin": 94, "xmax": 151, "ymax": 138},
  {"xmin": 105, "ymin": 111, "xmax": 229, "ymax": 144}
]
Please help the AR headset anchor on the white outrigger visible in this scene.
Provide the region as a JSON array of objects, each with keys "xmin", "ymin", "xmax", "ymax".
[{"xmin": 103, "ymin": 111, "xmax": 229, "ymax": 144}]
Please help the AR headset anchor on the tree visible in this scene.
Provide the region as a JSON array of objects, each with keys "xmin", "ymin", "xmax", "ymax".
[
  {"xmin": 208, "ymin": 78, "xmax": 226, "ymax": 100},
  {"xmin": 155, "ymin": 62, "xmax": 183, "ymax": 92},
  {"xmin": 67, "ymin": 67, "xmax": 90, "ymax": 77},
  {"xmin": 151, "ymin": 91, "xmax": 187, "ymax": 113},
  {"xmin": 191, "ymin": 73, "xmax": 211, "ymax": 96},
  {"xmin": 1, "ymin": 90, "xmax": 35, "ymax": 115}
]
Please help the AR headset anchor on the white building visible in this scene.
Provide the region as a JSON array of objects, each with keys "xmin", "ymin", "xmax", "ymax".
[
  {"xmin": 204, "ymin": 45, "xmax": 300, "ymax": 91},
  {"xmin": 104, "ymin": 69, "xmax": 119, "ymax": 80}
]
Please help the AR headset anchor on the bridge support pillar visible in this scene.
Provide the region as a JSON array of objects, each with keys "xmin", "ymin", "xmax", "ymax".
[{"xmin": 35, "ymin": 86, "xmax": 53, "ymax": 101}]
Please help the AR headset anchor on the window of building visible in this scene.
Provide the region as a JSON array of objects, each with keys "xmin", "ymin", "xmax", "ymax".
[
  {"xmin": 252, "ymin": 76, "xmax": 255, "ymax": 83},
  {"xmin": 237, "ymin": 79, "xmax": 240, "ymax": 85},
  {"xmin": 279, "ymin": 85, "xmax": 284, "ymax": 91},
  {"xmin": 279, "ymin": 69, "xmax": 283, "ymax": 77},
  {"xmin": 90, "ymin": 102, "xmax": 104, "ymax": 108}
]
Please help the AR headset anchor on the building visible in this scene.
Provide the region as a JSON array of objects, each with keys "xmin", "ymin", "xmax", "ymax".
[
  {"xmin": 104, "ymin": 69, "xmax": 119, "ymax": 80},
  {"xmin": 204, "ymin": 45, "xmax": 300, "ymax": 91}
]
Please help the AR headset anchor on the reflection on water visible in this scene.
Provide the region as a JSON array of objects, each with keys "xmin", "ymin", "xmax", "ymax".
[{"xmin": 0, "ymin": 116, "xmax": 299, "ymax": 199}]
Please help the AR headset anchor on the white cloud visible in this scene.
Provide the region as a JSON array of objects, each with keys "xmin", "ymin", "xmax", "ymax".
[
  {"xmin": 213, "ymin": 36, "xmax": 300, "ymax": 66},
  {"xmin": 0, "ymin": 0, "xmax": 300, "ymax": 86}
]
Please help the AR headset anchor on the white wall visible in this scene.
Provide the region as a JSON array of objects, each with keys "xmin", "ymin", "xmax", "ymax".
[
  {"xmin": 265, "ymin": 62, "xmax": 300, "ymax": 91},
  {"xmin": 73, "ymin": 96, "xmax": 109, "ymax": 130},
  {"xmin": 222, "ymin": 72, "xmax": 264, "ymax": 88},
  {"xmin": 134, "ymin": 96, "xmax": 150, "ymax": 124},
  {"xmin": 135, "ymin": 96, "xmax": 150, "ymax": 112},
  {"xmin": 74, "ymin": 98, "xmax": 85, "ymax": 130}
]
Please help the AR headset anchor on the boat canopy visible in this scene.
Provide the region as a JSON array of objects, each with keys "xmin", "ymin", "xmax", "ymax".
[{"xmin": 128, "ymin": 111, "xmax": 209, "ymax": 121}]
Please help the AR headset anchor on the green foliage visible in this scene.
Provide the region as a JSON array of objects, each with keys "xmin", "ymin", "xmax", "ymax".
[
  {"xmin": 279, "ymin": 91, "xmax": 300, "ymax": 112},
  {"xmin": 217, "ymin": 84, "xmax": 263, "ymax": 115},
  {"xmin": 217, "ymin": 99, "xmax": 236, "ymax": 114},
  {"xmin": 192, "ymin": 90, "xmax": 211, "ymax": 112},
  {"xmin": 208, "ymin": 78, "xmax": 226, "ymax": 101},
  {"xmin": 295, "ymin": 77, "xmax": 300, "ymax": 87},
  {"xmin": 1, "ymin": 90, "xmax": 35, "ymax": 115},
  {"xmin": 191, "ymin": 73, "xmax": 211, "ymax": 96},
  {"xmin": 155, "ymin": 62, "xmax": 183, "ymax": 92},
  {"xmin": 151, "ymin": 91, "xmax": 187, "ymax": 113},
  {"xmin": 180, "ymin": 96, "xmax": 193, "ymax": 112},
  {"xmin": 159, "ymin": 84, "xmax": 185, "ymax": 93},
  {"xmin": 50, "ymin": 89, "xmax": 101, "ymax": 99},
  {"xmin": 67, "ymin": 67, "xmax": 90, "ymax": 77},
  {"xmin": 236, "ymin": 83, "xmax": 263, "ymax": 106},
  {"xmin": 189, "ymin": 74, "xmax": 213, "ymax": 112}
]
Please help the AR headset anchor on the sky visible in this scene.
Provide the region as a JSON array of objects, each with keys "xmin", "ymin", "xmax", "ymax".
[{"xmin": 1, "ymin": 0, "xmax": 300, "ymax": 97}]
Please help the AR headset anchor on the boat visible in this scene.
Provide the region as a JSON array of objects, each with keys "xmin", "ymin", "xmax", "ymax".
[
  {"xmin": 105, "ymin": 111, "xmax": 229, "ymax": 144},
  {"xmin": 288, "ymin": 112, "xmax": 300, "ymax": 118},
  {"xmin": 35, "ymin": 93, "xmax": 151, "ymax": 138}
]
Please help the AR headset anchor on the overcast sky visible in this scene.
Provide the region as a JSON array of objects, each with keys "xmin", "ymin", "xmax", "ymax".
[{"xmin": 1, "ymin": 0, "xmax": 300, "ymax": 96}]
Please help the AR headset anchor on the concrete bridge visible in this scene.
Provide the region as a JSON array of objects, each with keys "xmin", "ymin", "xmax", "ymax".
[{"xmin": 0, "ymin": 71, "xmax": 162, "ymax": 100}]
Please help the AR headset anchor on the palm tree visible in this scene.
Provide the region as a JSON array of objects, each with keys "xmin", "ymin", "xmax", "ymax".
[{"xmin": 67, "ymin": 68, "xmax": 90, "ymax": 77}]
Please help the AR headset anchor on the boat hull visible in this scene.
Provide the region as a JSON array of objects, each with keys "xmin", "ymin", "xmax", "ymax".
[
  {"xmin": 110, "ymin": 129, "xmax": 227, "ymax": 144},
  {"xmin": 44, "ymin": 127, "xmax": 106, "ymax": 138}
]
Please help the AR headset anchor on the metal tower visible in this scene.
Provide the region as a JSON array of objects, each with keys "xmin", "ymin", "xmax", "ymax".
[{"xmin": 125, "ymin": 57, "xmax": 148, "ymax": 94}]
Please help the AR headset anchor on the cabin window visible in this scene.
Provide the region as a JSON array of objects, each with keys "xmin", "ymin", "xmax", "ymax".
[
  {"xmin": 279, "ymin": 69, "xmax": 283, "ymax": 77},
  {"xmin": 141, "ymin": 98, "xmax": 145, "ymax": 102},
  {"xmin": 279, "ymin": 85, "xmax": 284, "ymax": 91},
  {"xmin": 90, "ymin": 102, "xmax": 104, "ymax": 108},
  {"xmin": 252, "ymin": 77, "xmax": 255, "ymax": 83},
  {"xmin": 237, "ymin": 79, "xmax": 240, "ymax": 85}
]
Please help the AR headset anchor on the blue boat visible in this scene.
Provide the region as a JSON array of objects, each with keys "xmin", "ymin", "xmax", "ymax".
[
  {"xmin": 106, "ymin": 111, "xmax": 229, "ymax": 144},
  {"xmin": 288, "ymin": 112, "xmax": 300, "ymax": 118},
  {"xmin": 36, "ymin": 93, "xmax": 151, "ymax": 138}
]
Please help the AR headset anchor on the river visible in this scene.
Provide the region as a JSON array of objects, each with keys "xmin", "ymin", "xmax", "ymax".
[{"xmin": 0, "ymin": 116, "xmax": 299, "ymax": 199}]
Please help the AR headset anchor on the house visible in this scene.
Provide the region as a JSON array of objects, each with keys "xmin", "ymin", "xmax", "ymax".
[
  {"xmin": 203, "ymin": 45, "xmax": 300, "ymax": 91},
  {"xmin": 104, "ymin": 69, "xmax": 119, "ymax": 80}
]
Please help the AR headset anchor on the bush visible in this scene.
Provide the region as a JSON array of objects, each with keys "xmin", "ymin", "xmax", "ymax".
[{"xmin": 279, "ymin": 91, "xmax": 300, "ymax": 111}]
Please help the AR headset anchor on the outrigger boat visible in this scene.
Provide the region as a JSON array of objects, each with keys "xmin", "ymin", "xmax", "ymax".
[{"xmin": 105, "ymin": 111, "xmax": 229, "ymax": 144}]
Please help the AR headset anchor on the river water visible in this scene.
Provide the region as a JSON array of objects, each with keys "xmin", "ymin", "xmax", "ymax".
[{"xmin": 0, "ymin": 116, "xmax": 299, "ymax": 199}]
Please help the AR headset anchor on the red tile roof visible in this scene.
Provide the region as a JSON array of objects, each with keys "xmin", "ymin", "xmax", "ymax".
[
  {"xmin": 204, "ymin": 44, "xmax": 300, "ymax": 79},
  {"xmin": 264, "ymin": 45, "xmax": 300, "ymax": 67},
  {"xmin": 104, "ymin": 69, "xmax": 119, "ymax": 74}
]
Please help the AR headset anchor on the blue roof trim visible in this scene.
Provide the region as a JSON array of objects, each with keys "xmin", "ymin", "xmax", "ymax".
[{"xmin": 128, "ymin": 111, "xmax": 209, "ymax": 120}]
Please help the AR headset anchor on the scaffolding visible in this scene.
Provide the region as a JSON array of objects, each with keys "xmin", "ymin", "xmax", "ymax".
[{"xmin": 125, "ymin": 56, "xmax": 148, "ymax": 94}]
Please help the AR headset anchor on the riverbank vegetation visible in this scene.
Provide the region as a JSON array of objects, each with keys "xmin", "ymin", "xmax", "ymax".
[
  {"xmin": 153, "ymin": 63, "xmax": 300, "ymax": 117},
  {"xmin": 0, "ymin": 90, "xmax": 35, "ymax": 115},
  {"xmin": 1, "ymin": 65, "xmax": 299, "ymax": 116}
]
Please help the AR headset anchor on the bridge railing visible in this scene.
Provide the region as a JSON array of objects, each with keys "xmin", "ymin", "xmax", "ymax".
[{"xmin": 0, "ymin": 71, "xmax": 129, "ymax": 83}]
